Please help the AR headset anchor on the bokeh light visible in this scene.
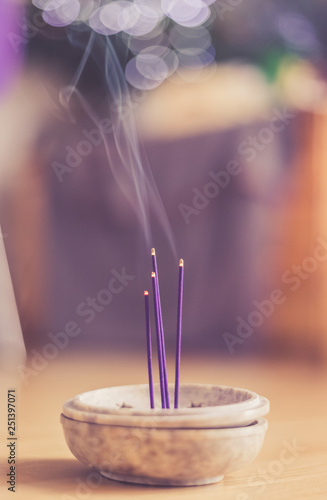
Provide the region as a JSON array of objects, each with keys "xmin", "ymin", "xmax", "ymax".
[
  {"xmin": 169, "ymin": 25, "xmax": 212, "ymax": 53},
  {"xmin": 125, "ymin": 45, "xmax": 178, "ymax": 90},
  {"xmin": 33, "ymin": 0, "xmax": 68, "ymax": 9},
  {"xmin": 42, "ymin": 0, "xmax": 81, "ymax": 27},
  {"xmin": 32, "ymin": 0, "xmax": 216, "ymax": 88},
  {"xmin": 89, "ymin": 7, "xmax": 116, "ymax": 35},
  {"xmin": 161, "ymin": 0, "xmax": 210, "ymax": 27},
  {"xmin": 177, "ymin": 44, "xmax": 215, "ymax": 68},
  {"xmin": 99, "ymin": 1, "xmax": 130, "ymax": 35},
  {"xmin": 126, "ymin": 32, "xmax": 170, "ymax": 56},
  {"xmin": 277, "ymin": 12, "xmax": 319, "ymax": 54}
]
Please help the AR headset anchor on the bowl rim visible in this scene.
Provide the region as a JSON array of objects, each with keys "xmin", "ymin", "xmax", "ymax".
[
  {"xmin": 62, "ymin": 383, "xmax": 268, "ymax": 427},
  {"xmin": 62, "ymin": 395, "xmax": 269, "ymax": 428},
  {"xmin": 60, "ymin": 413, "xmax": 268, "ymax": 434},
  {"xmin": 65, "ymin": 383, "xmax": 260, "ymax": 416}
]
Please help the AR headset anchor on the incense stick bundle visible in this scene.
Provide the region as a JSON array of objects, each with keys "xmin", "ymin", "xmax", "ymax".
[
  {"xmin": 144, "ymin": 291, "xmax": 154, "ymax": 409},
  {"xmin": 144, "ymin": 250, "xmax": 184, "ymax": 410},
  {"xmin": 174, "ymin": 259, "xmax": 184, "ymax": 409},
  {"xmin": 151, "ymin": 248, "xmax": 170, "ymax": 408}
]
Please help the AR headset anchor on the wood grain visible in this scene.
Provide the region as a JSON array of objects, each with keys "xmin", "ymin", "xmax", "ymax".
[{"xmin": 1, "ymin": 352, "xmax": 327, "ymax": 499}]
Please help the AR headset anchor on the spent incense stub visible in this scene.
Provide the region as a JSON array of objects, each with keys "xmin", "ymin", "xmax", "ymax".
[
  {"xmin": 151, "ymin": 248, "xmax": 170, "ymax": 408},
  {"xmin": 174, "ymin": 259, "xmax": 184, "ymax": 409},
  {"xmin": 151, "ymin": 272, "xmax": 166, "ymax": 408},
  {"xmin": 144, "ymin": 291, "xmax": 154, "ymax": 409}
]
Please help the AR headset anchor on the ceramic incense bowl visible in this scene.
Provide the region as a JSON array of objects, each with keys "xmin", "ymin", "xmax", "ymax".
[{"xmin": 61, "ymin": 384, "xmax": 269, "ymax": 486}]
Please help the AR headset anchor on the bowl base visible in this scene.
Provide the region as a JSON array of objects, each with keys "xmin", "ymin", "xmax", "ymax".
[{"xmin": 99, "ymin": 470, "xmax": 224, "ymax": 487}]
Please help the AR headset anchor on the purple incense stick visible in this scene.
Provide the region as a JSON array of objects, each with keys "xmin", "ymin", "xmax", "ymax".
[
  {"xmin": 151, "ymin": 248, "xmax": 170, "ymax": 408},
  {"xmin": 144, "ymin": 291, "xmax": 154, "ymax": 409},
  {"xmin": 174, "ymin": 259, "xmax": 184, "ymax": 409},
  {"xmin": 151, "ymin": 272, "xmax": 166, "ymax": 408}
]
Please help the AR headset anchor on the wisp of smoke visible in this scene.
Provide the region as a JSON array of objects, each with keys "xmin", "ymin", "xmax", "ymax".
[
  {"xmin": 32, "ymin": 0, "xmax": 216, "ymax": 254},
  {"xmin": 61, "ymin": 30, "xmax": 176, "ymax": 252}
]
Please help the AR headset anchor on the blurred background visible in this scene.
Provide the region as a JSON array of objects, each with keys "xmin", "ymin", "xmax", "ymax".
[{"xmin": 2, "ymin": 0, "xmax": 327, "ymax": 371}]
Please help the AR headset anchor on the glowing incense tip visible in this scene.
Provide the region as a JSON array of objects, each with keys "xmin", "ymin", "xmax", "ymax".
[
  {"xmin": 151, "ymin": 272, "xmax": 156, "ymax": 278},
  {"xmin": 144, "ymin": 291, "xmax": 149, "ymax": 296},
  {"xmin": 151, "ymin": 248, "xmax": 156, "ymax": 256},
  {"xmin": 179, "ymin": 259, "xmax": 184, "ymax": 267}
]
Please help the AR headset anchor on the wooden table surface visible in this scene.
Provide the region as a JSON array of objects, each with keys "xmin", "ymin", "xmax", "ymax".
[{"xmin": 1, "ymin": 351, "xmax": 327, "ymax": 499}]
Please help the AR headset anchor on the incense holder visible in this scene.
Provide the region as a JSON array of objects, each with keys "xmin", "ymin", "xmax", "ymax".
[{"xmin": 61, "ymin": 383, "xmax": 269, "ymax": 486}]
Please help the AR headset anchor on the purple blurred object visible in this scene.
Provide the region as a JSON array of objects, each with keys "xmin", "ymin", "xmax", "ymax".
[{"xmin": 0, "ymin": 0, "xmax": 24, "ymax": 95}]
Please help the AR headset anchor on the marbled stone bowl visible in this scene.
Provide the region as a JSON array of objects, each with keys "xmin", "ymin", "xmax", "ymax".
[
  {"xmin": 61, "ymin": 414, "xmax": 268, "ymax": 486},
  {"xmin": 61, "ymin": 384, "xmax": 269, "ymax": 486}
]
